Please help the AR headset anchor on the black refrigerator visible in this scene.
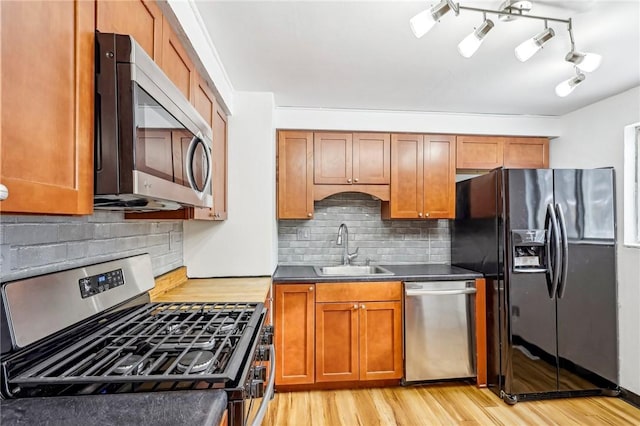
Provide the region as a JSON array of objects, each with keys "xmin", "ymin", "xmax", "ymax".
[{"xmin": 452, "ymin": 168, "xmax": 618, "ymax": 403}]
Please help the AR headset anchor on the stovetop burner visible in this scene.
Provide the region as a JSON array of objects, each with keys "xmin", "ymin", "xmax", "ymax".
[
  {"xmin": 176, "ymin": 351, "xmax": 215, "ymax": 374},
  {"xmin": 113, "ymin": 355, "xmax": 145, "ymax": 375}
]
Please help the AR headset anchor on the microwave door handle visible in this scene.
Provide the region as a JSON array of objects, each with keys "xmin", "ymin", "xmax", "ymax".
[{"xmin": 185, "ymin": 133, "xmax": 210, "ymax": 199}]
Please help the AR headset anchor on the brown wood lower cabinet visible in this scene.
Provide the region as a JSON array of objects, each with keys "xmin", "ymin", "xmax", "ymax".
[
  {"xmin": 274, "ymin": 284, "xmax": 315, "ymax": 386},
  {"xmin": 315, "ymin": 282, "xmax": 403, "ymax": 382},
  {"xmin": 275, "ymin": 281, "xmax": 402, "ymax": 388}
]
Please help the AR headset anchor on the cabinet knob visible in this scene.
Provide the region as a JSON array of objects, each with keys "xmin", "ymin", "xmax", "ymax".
[
  {"xmin": 309, "ymin": 287, "xmax": 314, "ymax": 291},
  {"xmin": 307, "ymin": 213, "xmax": 312, "ymax": 217},
  {"xmin": 426, "ymin": 212, "xmax": 430, "ymax": 217},
  {"xmin": 354, "ymin": 178, "xmax": 359, "ymax": 183},
  {"xmin": 347, "ymin": 178, "xmax": 352, "ymax": 183},
  {"xmin": 353, "ymin": 304, "xmax": 358, "ymax": 310},
  {"xmin": 0, "ymin": 184, "xmax": 8, "ymax": 201},
  {"xmin": 360, "ymin": 304, "xmax": 366, "ymax": 310},
  {"xmin": 418, "ymin": 212, "xmax": 423, "ymax": 217}
]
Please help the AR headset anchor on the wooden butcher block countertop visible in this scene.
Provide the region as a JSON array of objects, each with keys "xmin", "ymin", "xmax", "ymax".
[{"xmin": 151, "ymin": 268, "xmax": 271, "ymax": 303}]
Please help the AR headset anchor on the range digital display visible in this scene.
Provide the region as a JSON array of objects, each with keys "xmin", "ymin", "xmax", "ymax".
[{"xmin": 79, "ymin": 269, "xmax": 125, "ymax": 298}]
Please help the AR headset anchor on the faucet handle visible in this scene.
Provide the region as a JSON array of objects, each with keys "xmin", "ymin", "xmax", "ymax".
[{"xmin": 347, "ymin": 247, "xmax": 359, "ymax": 262}]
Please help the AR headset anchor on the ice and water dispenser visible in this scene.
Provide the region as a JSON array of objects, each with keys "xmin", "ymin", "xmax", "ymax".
[{"xmin": 511, "ymin": 230, "xmax": 547, "ymax": 272}]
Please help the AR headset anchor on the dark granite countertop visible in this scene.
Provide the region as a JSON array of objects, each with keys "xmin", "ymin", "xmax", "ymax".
[
  {"xmin": 0, "ymin": 390, "xmax": 227, "ymax": 426},
  {"xmin": 273, "ymin": 263, "xmax": 482, "ymax": 283}
]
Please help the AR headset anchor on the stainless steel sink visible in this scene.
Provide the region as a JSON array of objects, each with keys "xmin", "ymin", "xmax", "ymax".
[{"xmin": 313, "ymin": 265, "xmax": 395, "ymax": 276}]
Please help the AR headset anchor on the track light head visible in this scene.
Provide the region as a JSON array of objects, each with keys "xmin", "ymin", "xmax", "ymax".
[
  {"xmin": 515, "ymin": 27, "xmax": 555, "ymax": 62},
  {"xmin": 555, "ymin": 70, "xmax": 586, "ymax": 97},
  {"xmin": 410, "ymin": 0, "xmax": 457, "ymax": 38},
  {"xmin": 565, "ymin": 51, "xmax": 602, "ymax": 73},
  {"xmin": 458, "ymin": 19, "xmax": 495, "ymax": 58}
]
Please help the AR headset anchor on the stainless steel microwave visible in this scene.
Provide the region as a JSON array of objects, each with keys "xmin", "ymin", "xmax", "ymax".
[{"xmin": 94, "ymin": 32, "xmax": 213, "ymax": 211}]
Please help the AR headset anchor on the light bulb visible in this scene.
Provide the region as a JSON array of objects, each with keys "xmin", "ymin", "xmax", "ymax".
[
  {"xmin": 458, "ymin": 19, "xmax": 494, "ymax": 58},
  {"xmin": 409, "ymin": 0, "xmax": 453, "ymax": 38},
  {"xmin": 555, "ymin": 72, "xmax": 585, "ymax": 97},
  {"xmin": 514, "ymin": 27, "xmax": 555, "ymax": 62},
  {"xmin": 410, "ymin": 9, "xmax": 438, "ymax": 38},
  {"xmin": 565, "ymin": 51, "xmax": 602, "ymax": 73}
]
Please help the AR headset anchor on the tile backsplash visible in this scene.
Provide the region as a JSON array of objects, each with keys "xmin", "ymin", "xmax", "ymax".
[
  {"xmin": 278, "ymin": 193, "xmax": 450, "ymax": 265},
  {"xmin": 1, "ymin": 211, "xmax": 183, "ymax": 282}
]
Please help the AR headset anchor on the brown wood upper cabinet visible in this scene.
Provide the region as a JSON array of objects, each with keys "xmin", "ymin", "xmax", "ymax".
[
  {"xmin": 274, "ymin": 284, "xmax": 315, "ymax": 386},
  {"xmin": 277, "ymin": 131, "xmax": 314, "ymax": 219},
  {"xmin": 457, "ymin": 135, "xmax": 549, "ymax": 170},
  {"xmin": 161, "ymin": 18, "xmax": 195, "ymax": 102},
  {"xmin": 384, "ymin": 134, "xmax": 456, "ymax": 220},
  {"xmin": 96, "ymin": 0, "xmax": 163, "ymax": 62},
  {"xmin": 315, "ymin": 282, "xmax": 402, "ymax": 382},
  {"xmin": 314, "ymin": 132, "xmax": 390, "ymax": 185},
  {"xmin": 503, "ymin": 137, "xmax": 549, "ymax": 168},
  {"xmin": 0, "ymin": 0, "xmax": 94, "ymax": 215}
]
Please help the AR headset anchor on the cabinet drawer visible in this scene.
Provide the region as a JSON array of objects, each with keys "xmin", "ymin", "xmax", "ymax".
[{"xmin": 316, "ymin": 282, "xmax": 401, "ymax": 302}]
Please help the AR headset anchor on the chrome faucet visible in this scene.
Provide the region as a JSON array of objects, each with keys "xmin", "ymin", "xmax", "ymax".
[{"xmin": 337, "ymin": 223, "xmax": 359, "ymax": 265}]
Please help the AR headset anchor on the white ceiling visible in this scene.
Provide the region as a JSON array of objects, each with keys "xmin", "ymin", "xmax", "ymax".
[{"xmin": 196, "ymin": 1, "xmax": 640, "ymax": 116}]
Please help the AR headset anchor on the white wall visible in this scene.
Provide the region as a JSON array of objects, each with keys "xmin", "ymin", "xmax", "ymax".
[
  {"xmin": 551, "ymin": 86, "xmax": 640, "ymax": 394},
  {"xmin": 184, "ymin": 92, "xmax": 277, "ymax": 277},
  {"xmin": 275, "ymin": 107, "xmax": 562, "ymax": 137}
]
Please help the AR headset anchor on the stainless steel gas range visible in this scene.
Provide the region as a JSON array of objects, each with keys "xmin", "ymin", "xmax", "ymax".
[{"xmin": 0, "ymin": 254, "xmax": 274, "ymax": 426}]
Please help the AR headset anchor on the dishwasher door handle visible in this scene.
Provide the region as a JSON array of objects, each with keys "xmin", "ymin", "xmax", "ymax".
[{"xmin": 405, "ymin": 288, "xmax": 477, "ymax": 297}]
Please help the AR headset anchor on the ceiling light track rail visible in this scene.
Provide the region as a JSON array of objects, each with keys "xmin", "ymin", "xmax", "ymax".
[{"xmin": 456, "ymin": 4, "xmax": 570, "ymax": 25}]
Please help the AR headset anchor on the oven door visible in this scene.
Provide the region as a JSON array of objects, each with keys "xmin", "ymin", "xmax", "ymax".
[{"xmin": 245, "ymin": 345, "xmax": 275, "ymax": 426}]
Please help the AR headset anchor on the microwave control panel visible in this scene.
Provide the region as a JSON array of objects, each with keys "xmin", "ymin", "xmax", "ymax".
[{"xmin": 79, "ymin": 269, "xmax": 125, "ymax": 298}]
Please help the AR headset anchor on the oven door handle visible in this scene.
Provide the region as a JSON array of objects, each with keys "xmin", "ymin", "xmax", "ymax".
[{"xmin": 249, "ymin": 344, "xmax": 276, "ymax": 426}]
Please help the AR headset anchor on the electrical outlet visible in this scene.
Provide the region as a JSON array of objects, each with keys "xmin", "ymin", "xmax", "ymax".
[{"xmin": 297, "ymin": 228, "xmax": 310, "ymax": 241}]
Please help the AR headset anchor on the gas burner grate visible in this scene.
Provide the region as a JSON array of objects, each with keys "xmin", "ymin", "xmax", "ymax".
[{"xmin": 4, "ymin": 302, "xmax": 263, "ymax": 389}]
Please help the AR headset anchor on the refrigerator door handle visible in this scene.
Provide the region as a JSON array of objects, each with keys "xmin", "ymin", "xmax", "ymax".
[
  {"xmin": 545, "ymin": 203, "xmax": 561, "ymax": 299},
  {"xmin": 555, "ymin": 203, "xmax": 569, "ymax": 299}
]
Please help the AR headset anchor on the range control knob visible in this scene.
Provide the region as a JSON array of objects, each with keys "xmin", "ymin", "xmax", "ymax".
[
  {"xmin": 256, "ymin": 345, "xmax": 270, "ymax": 361},
  {"xmin": 250, "ymin": 379, "xmax": 265, "ymax": 398},
  {"xmin": 252, "ymin": 365, "xmax": 267, "ymax": 381},
  {"xmin": 261, "ymin": 326, "xmax": 274, "ymax": 345}
]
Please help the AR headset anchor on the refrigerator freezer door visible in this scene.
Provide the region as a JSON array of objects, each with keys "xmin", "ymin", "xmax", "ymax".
[
  {"xmin": 504, "ymin": 169, "xmax": 559, "ymax": 396},
  {"xmin": 554, "ymin": 169, "xmax": 618, "ymax": 390}
]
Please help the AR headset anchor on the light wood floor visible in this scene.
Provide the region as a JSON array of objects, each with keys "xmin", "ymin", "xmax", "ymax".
[{"xmin": 265, "ymin": 383, "xmax": 640, "ymax": 425}]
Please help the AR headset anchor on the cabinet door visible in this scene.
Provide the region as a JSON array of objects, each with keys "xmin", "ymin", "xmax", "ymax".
[
  {"xmin": 359, "ymin": 301, "xmax": 403, "ymax": 380},
  {"xmin": 353, "ymin": 133, "xmax": 390, "ymax": 184},
  {"xmin": 390, "ymin": 134, "xmax": 424, "ymax": 219},
  {"xmin": 504, "ymin": 137, "xmax": 549, "ymax": 168},
  {"xmin": 314, "ymin": 132, "xmax": 353, "ymax": 184},
  {"xmin": 211, "ymin": 100, "xmax": 228, "ymax": 220},
  {"xmin": 0, "ymin": 0, "xmax": 94, "ymax": 214},
  {"xmin": 277, "ymin": 131, "xmax": 314, "ymax": 219},
  {"xmin": 315, "ymin": 303, "xmax": 359, "ymax": 382},
  {"xmin": 456, "ymin": 136, "xmax": 505, "ymax": 170},
  {"xmin": 274, "ymin": 284, "xmax": 315, "ymax": 385},
  {"xmin": 423, "ymin": 135, "xmax": 456, "ymax": 219},
  {"xmin": 161, "ymin": 18, "xmax": 194, "ymax": 101},
  {"xmin": 96, "ymin": 0, "xmax": 163, "ymax": 62}
]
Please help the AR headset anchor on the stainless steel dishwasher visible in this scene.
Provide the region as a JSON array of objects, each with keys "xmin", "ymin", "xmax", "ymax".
[{"xmin": 404, "ymin": 281, "xmax": 477, "ymax": 382}]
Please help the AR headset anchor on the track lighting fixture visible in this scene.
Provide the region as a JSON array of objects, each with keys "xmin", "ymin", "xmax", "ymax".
[
  {"xmin": 555, "ymin": 68, "xmax": 585, "ymax": 97},
  {"xmin": 410, "ymin": 0, "xmax": 458, "ymax": 38},
  {"xmin": 514, "ymin": 27, "xmax": 555, "ymax": 62},
  {"xmin": 458, "ymin": 16, "xmax": 494, "ymax": 58},
  {"xmin": 409, "ymin": 2, "xmax": 602, "ymax": 96}
]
